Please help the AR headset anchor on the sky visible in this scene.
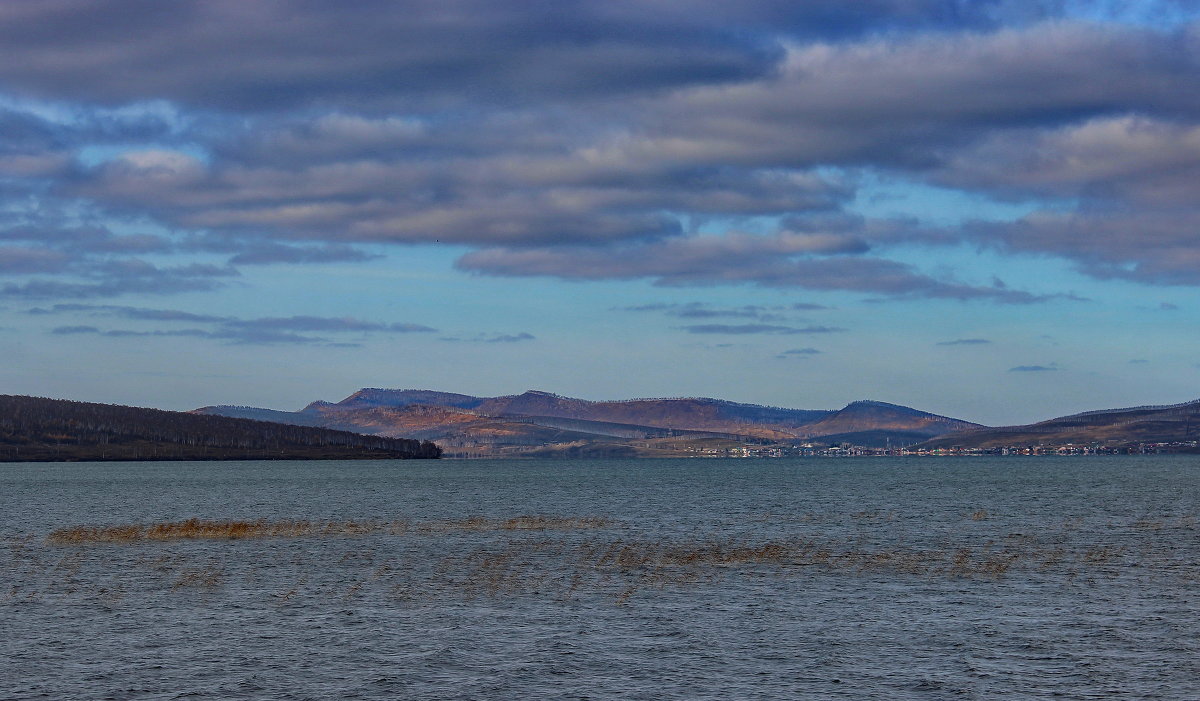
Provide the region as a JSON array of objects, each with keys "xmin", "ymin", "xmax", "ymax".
[{"xmin": 1, "ymin": 0, "xmax": 1199, "ymax": 426}]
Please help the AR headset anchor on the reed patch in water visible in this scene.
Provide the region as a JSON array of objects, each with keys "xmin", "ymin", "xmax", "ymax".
[
  {"xmin": 46, "ymin": 515, "xmax": 615, "ymax": 545},
  {"xmin": 16, "ymin": 512, "xmax": 1194, "ymax": 607}
]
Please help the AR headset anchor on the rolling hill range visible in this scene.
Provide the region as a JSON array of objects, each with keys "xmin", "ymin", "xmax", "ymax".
[
  {"xmin": 196, "ymin": 388, "xmax": 982, "ymax": 457},
  {"xmin": 913, "ymin": 399, "xmax": 1200, "ymax": 450}
]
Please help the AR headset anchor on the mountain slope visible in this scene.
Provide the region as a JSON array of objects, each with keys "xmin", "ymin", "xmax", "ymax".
[
  {"xmin": 302, "ymin": 388, "xmax": 485, "ymax": 413},
  {"xmin": 915, "ymin": 399, "xmax": 1200, "ymax": 449},
  {"xmin": 2, "ymin": 395, "xmax": 442, "ymax": 461},
  {"xmin": 192, "ymin": 405, "xmax": 328, "ymax": 427},
  {"xmin": 472, "ymin": 390, "xmax": 831, "ymax": 435},
  {"xmin": 797, "ymin": 401, "xmax": 980, "ymax": 441}
]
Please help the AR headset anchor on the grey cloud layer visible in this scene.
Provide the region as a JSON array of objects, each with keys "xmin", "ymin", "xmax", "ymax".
[
  {"xmin": 0, "ymin": 1, "xmax": 1024, "ymax": 111},
  {"xmin": 457, "ymin": 234, "xmax": 1054, "ymax": 301},
  {"xmin": 0, "ymin": 3, "xmax": 1197, "ymax": 299},
  {"xmin": 0, "ymin": 221, "xmax": 379, "ymax": 300}
]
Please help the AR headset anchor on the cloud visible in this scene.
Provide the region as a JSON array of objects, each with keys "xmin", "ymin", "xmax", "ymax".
[
  {"xmin": 967, "ymin": 209, "xmax": 1200, "ymax": 286},
  {"xmin": 69, "ymin": 129, "xmax": 859, "ymax": 247},
  {"xmin": 913, "ymin": 115, "xmax": 1200, "ymax": 287},
  {"xmin": 618, "ymin": 302, "xmax": 806, "ymax": 321},
  {"xmin": 52, "ymin": 325, "xmax": 325, "ymax": 345},
  {"xmin": 226, "ymin": 243, "xmax": 381, "ymax": 266},
  {"xmin": 485, "ymin": 332, "xmax": 535, "ymax": 343},
  {"xmin": 0, "ymin": 1, "xmax": 1025, "ymax": 113},
  {"xmin": 36, "ymin": 305, "xmax": 438, "ymax": 345},
  {"xmin": 680, "ymin": 324, "xmax": 844, "ymax": 335},
  {"xmin": 0, "ymin": 267, "xmax": 234, "ymax": 300},
  {"xmin": 0, "ymin": 8, "xmax": 1198, "ymax": 305},
  {"xmin": 0, "ymin": 219, "xmax": 384, "ymax": 301},
  {"xmin": 28, "ymin": 303, "xmax": 229, "ymax": 323},
  {"xmin": 777, "ymin": 347, "xmax": 822, "ymax": 359},
  {"xmin": 0, "ymin": 221, "xmax": 243, "ymax": 300},
  {"xmin": 458, "ymin": 229, "xmax": 1054, "ymax": 301},
  {"xmin": 50, "ymin": 20, "xmax": 1192, "ymax": 257},
  {"xmin": 934, "ymin": 117, "xmax": 1200, "ymax": 202},
  {"xmin": 1009, "ymin": 365, "xmax": 1059, "ymax": 372},
  {"xmin": 440, "ymin": 332, "xmax": 536, "ymax": 343},
  {"xmin": 222, "ymin": 316, "xmax": 436, "ymax": 334},
  {"xmin": 937, "ymin": 338, "xmax": 992, "ymax": 346},
  {"xmin": 0, "ymin": 246, "xmax": 71, "ymax": 274},
  {"xmin": 50, "ymin": 325, "xmax": 101, "ymax": 335},
  {"xmin": 640, "ymin": 23, "xmax": 1200, "ymax": 172}
]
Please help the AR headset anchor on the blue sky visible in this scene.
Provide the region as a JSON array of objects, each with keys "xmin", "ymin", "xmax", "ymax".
[{"xmin": 1, "ymin": 0, "xmax": 1199, "ymax": 426}]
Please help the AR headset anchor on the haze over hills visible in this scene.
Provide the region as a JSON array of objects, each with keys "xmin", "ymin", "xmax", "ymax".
[{"xmin": 197, "ymin": 388, "xmax": 982, "ymax": 457}]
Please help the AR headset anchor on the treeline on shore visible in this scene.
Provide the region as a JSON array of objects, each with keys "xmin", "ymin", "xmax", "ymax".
[{"xmin": 0, "ymin": 395, "xmax": 441, "ymax": 462}]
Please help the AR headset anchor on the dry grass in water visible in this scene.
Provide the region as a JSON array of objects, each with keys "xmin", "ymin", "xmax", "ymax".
[
  {"xmin": 46, "ymin": 515, "xmax": 614, "ymax": 545},
  {"xmin": 172, "ymin": 566, "xmax": 222, "ymax": 591},
  {"xmin": 415, "ymin": 515, "xmax": 613, "ymax": 533},
  {"xmin": 426, "ymin": 532, "xmax": 1143, "ymax": 605},
  {"xmin": 16, "ymin": 513, "xmax": 1194, "ymax": 606}
]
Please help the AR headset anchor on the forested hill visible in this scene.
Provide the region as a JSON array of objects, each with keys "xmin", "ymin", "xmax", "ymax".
[{"xmin": 0, "ymin": 395, "xmax": 441, "ymax": 462}]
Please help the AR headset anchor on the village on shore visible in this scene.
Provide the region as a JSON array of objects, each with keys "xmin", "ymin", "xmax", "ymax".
[{"xmin": 687, "ymin": 440, "xmax": 1200, "ymax": 458}]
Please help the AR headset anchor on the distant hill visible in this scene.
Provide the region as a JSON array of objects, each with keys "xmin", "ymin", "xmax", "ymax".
[
  {"xmin": 471, "ymin": 391, "xmax": 831, "ymax": 436},
  {"xmin": 914, "ymin": 398, "xmax": 1200, "ymax": 450},
  {"xmin": 190, "ymin": 388, "xmax": 1200, "ymax": 456},
  {"xmin": 192, "ymin": 405, "xmax": 329, "ymax": 427},
  {"xmin": 302, "ymin": 388, "xmax": 486, "ymax": 412},
  {"xmin": 796, "ymin": 400, "xmax": 978, "ymax": 440},
  {"xmin": 302, "ymin": 388, "xmax": 835, "ymax": 435},
  {"xmin": 200, "ymin": 388, "xmax": 981, "ymax": 456},
  {"xmin": 1, "ymin": 395, "xmax": 441, "ymax": 461}
]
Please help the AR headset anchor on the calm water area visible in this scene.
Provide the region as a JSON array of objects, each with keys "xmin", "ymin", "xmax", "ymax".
[{"xmin": 2, "ymin": 456, "xmax": 1198, "ymax": 699}]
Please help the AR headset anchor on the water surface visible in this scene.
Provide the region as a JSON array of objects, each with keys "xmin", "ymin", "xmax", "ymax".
[{"xmin": 3, "ymin": 456, "xmax": 1197, "ymax": 699}]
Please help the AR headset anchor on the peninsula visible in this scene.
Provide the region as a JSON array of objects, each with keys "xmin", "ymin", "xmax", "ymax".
[{"xmin": 0, "ymin": 395, "xmax": 442, "ymax": 461}]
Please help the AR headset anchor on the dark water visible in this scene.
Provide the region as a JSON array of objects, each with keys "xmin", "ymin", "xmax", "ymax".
[{"xmin": 2, "ymin": 456, "xmax": 1197, "ymax": 699}]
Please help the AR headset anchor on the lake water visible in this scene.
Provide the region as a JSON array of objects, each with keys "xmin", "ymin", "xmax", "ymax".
[{"xmin": 2, "ymin": 456, "xmax": 1197, "ymax": 699}]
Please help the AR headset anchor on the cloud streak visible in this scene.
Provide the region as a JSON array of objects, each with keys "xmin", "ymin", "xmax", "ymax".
[
  {"xmin": 777, "ymin": 347, "xmax": 822, "ymax": 359},
  {"xmin": 680, "ymin": 324, "xmax": 844, "ymax": 335},
  {"xmin": 458, "ymin": 230, "xmax": 1055, "ymax": 301},
  {"xmin": 34, "ymin": 304, "xmax": 437, "ymax": 345}
]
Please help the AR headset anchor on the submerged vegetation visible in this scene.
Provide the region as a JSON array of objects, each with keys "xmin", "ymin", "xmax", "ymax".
[
  {"xmin": 7, "ymin": 511, "xmax": 1193, "ymax": 606},
  {"xmin": 46, "ymin": 516, "xmax": 613, "ymax": 544}
]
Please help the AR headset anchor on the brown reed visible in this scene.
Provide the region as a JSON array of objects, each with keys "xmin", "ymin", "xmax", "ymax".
[
  {"xmin": 171, "ymin": 566, "xmax": 222, "ymax": 590},
  {"xmin": 24, "ymin": 512, "xmax": 1196, "ymax": 607},
  {"xmin": 416, "ymin": 515, "xmax": 614, "ymax": 533},
  {"xmin": 46, "ymin": 514, "xmax": 614, "ymax": 545}
]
